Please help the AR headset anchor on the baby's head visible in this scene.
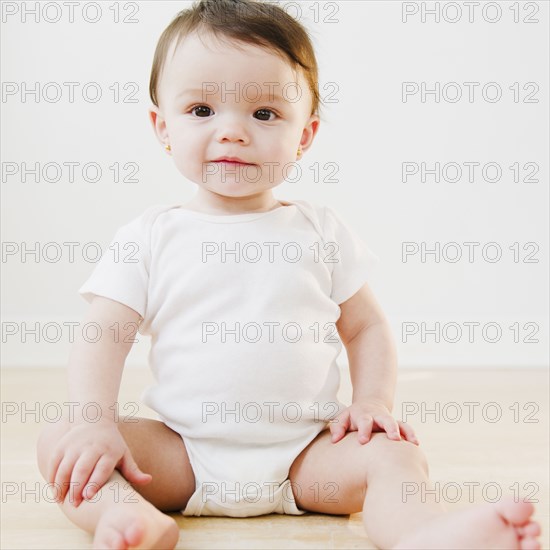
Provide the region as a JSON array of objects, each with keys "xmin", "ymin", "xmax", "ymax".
[{"xmin": 148, "ymin": 0, "xmax": 321, "ymax": 198}]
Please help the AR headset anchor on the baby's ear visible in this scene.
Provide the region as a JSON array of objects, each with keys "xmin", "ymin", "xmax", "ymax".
[
  {"xmin": 148, "ymin": 105, "xmax": 168, "ymax": 143},
  {"xmin": 300, "ymin": 114, "xmax": 321, "ymax": 152},
  {"xmin": 308, "ymin": 114, "xmax": 321, "ymax": 136}
]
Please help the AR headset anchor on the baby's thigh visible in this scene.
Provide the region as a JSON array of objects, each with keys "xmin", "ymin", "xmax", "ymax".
[
  {"xmin": 117, "ymin": 417, "xmax": 196, "ymax": 512},
  {"xmin": 37, "ymin": 414, "xmax": 195, "ymax": 513},
  {"xmin": 288, "ymin": 429, "xmax": 423, "ymax": 515}
]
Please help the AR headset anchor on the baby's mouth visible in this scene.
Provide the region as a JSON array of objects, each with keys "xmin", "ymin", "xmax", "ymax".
[{"xmin": 210, "ymin": 157, "xmax": 256, "ymax": 166}]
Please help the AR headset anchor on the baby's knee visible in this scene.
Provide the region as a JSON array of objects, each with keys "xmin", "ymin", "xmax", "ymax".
[
  {"xmin": 36, "ymin": 415, "xmax": 71, "ymax": 479},
  {"xmin": 367, "ymin": 433, "xmax": 429, "ymax": 475}
]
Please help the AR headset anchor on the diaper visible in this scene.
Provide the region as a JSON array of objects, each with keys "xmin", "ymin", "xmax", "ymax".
[
  {"xmin": 182, "ymin": 478, "xmax": 305, "ymax": 517},
  {"xmin": 177, "ymin": 435, "xmax": 310, "ymax": 518}
]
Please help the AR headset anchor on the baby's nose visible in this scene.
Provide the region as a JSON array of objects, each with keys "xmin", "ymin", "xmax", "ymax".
[{"xmin": 215, "ymin": 117, "xmax": 250, "ymax": 144}]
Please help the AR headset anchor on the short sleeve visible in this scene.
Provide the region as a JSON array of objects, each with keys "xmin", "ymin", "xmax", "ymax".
[
  {"xmin": 322, "ymin": 207, "xmax": 380, "ymax": 305},
  {"xmin": 78, "ymin": 220, "xmax": 149, "ymax": 319}
]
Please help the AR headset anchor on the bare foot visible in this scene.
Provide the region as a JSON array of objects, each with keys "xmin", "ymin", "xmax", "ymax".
[
  {"xmin": 93, "ymin": 502, "xmax": 179, "ymax": 550},
  {"xmin": 394, "ymin": 498, "xmax": 541, "ymax": 550}
]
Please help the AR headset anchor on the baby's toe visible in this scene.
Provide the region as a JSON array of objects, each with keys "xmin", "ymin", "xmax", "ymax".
[
  {"xmin": 495, "ymin": 497, "xmax": 535, "ymax": 526},
  {"xmin": 93, "ymin": 526, "xmax": 127, "ymax": 550},
  {"xmin": 520, "ymin": 537, "xmax": 541, "ymax": 550},
  {"xmin": 523, "ymin": 522, "xmax": 541, "ymax": 537},
  {"xmin": 123, "ymin": 520, "xmax": 146, "ymax": 547}
]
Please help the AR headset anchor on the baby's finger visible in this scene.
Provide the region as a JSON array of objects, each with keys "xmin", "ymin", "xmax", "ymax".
[
  {"xmin": 54, "ymin": 454, "xmax": 78, "ymax": 504},
  {"xmin": 118, "ymin": 449, "xmax": 152, "ymax": 485},
  {"xmin": 377, "ymin": 415, "xmax": 401, "ymax": 441},
  {"xmin": 82, "ymin": 454, "xmax": 115, "ymax": 501},
  {"xmin": 329, "ymin": 411, "xmax": 350, "ymax": 443},
  {"xmin": 48, "ymin": 445, "xmax": 65, "ymax": 486},
  {"xmin": 398, "ymin": 421, "xmax": 419, "ymax": 445},
  {"xmin": 356, "ymin": 415, "xmax": 374, "ymax": 444},
  {"xmin": 70, "ymin": 452, "xmax": 98, "ymax": 507}
]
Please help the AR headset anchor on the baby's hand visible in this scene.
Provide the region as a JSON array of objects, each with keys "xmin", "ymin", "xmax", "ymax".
[
  {"xmin": 328, "ymin": 401, "xmax": 419, "ymax": 446},
  {"xmin": 48, "ymin": 420, "xmax": 152, "ymax": 507}
]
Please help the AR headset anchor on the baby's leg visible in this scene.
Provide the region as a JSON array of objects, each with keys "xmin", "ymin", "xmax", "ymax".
[
  {"xmin": 37, "ymin": 416, "xmax": 194, "ymax": 549},
  {"xmin": 289, "ymin": 429, "xmax": 541, "ymax": 549}
]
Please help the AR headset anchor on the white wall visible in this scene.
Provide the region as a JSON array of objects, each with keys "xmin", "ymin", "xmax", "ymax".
[{"xmin": 1, "ymin": 1, "xmax": 548, "ymax": 368}]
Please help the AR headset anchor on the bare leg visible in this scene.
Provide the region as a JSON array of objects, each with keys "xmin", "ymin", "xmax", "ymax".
[
  {"xmin": 289, "ymin": 429, "xmax": 541, "ymax": 550},
  {"xmin": 37, "ymin": 416, "xmax": 195, "ymax": 549}
]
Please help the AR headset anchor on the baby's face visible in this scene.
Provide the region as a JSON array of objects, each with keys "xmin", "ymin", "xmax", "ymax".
[{"xmin": 150, "ymin": 31, "xmax": 319, "ymax": 198}]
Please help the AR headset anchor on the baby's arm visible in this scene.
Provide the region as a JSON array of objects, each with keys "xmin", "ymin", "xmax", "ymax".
[
  {"xmin": 48, "ymin": 296, "xmax": 151, "ymax": 507},
  {"xmin": 336, "ymin": 281, "xmax": 397, "ymax": 409},
  {"xmin": 333, "ymin": 282, "xmax": 418, "ymax": 445},
  {"xmin": 67, "ymin": 295, "xmax": 140, "ymax": 421}
]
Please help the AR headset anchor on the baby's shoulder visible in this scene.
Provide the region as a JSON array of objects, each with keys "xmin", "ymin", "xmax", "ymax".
[
  {"xmin": 124, "ymin": 203, "xmax": 180, "ymax": 230},
  {"xmin": 115, "ymin": 203, "xmax": 180, "ymax": 244},
  {"xmin": 290, "ymin": 199, "xmax": 340, "ymax": 235},
  {"xmin": 139, "ymin": 203, "xmax": 181, "ymax": 224}
]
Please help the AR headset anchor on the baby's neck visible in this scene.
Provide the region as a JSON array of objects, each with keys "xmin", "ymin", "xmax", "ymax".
[{"xmin": 180, "ymin": 190, "xmax": 284, "ymax": 215}]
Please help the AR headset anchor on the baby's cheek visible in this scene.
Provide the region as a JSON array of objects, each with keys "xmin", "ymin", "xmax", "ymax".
[
  {"xmin": 172, "ymin": 152, "xmax": 195, "ymax": 180},
  {"xmin": 259, "ymin": 148, "xmax": 298, "ymax": 183},
  {"xmin": 170, "ymin": 145, "xmax": 203, "ymax": 181}
]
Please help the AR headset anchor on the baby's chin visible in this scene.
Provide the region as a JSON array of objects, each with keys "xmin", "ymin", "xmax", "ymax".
[
  {"xmin": 177, "ymin": 160, "xmax": 295, "ymax": 190},
  {"xmin": 188, "ymin": 178, "xmax": 282, "ymax": 197}
]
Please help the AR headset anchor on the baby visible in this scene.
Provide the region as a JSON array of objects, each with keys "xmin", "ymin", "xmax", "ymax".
[{"xmin": 36, "ymin": 0, "xmax": 541, "ymax": 549}]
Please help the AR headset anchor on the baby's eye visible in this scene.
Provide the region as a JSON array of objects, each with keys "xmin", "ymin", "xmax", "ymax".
[
  {"xmin": 189, "ymin": 105, "xmax": 214, "ymax": 117},
  {"xmin": 254, "ymin": 109, "xmax": 277, "ymax": 121}
]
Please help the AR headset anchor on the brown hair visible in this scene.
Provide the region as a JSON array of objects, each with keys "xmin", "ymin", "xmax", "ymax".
[{"xmin": 149, "ymin": 0, "xmax": 321, "ymax": 117}]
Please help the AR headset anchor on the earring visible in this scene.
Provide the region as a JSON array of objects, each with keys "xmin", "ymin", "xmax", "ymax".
[
  {"xmin": 297, "ymin": 146, "xmax": 302, "ymax": 158},
  {"xmin": 165, "ymin": 143, "xmax": 171, "ymax": 152}
]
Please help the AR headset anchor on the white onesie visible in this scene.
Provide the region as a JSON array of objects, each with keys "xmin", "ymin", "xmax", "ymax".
[{"xmin": 78, "ymin": 199, "xmax": 379, "ymax": 517}]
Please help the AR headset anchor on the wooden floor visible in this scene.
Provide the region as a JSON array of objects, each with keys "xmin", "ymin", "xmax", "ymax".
[{"xmin": 1, "ymin": 367, "xmax": 548, "ymax": 549}]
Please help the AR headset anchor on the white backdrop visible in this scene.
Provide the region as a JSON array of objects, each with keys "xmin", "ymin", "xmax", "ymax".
[{"xmin": 1, "ymin": 0, "xmax": 548, "ymax": 368}]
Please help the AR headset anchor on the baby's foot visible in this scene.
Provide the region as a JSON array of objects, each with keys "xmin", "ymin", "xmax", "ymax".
[
  {"xmin": 394, "ymin": 497, "xmax": 541, "ymax": 550},
  {"xmin": 93, "ymin": 503, "xmax": 179, "ymax": 550}
]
